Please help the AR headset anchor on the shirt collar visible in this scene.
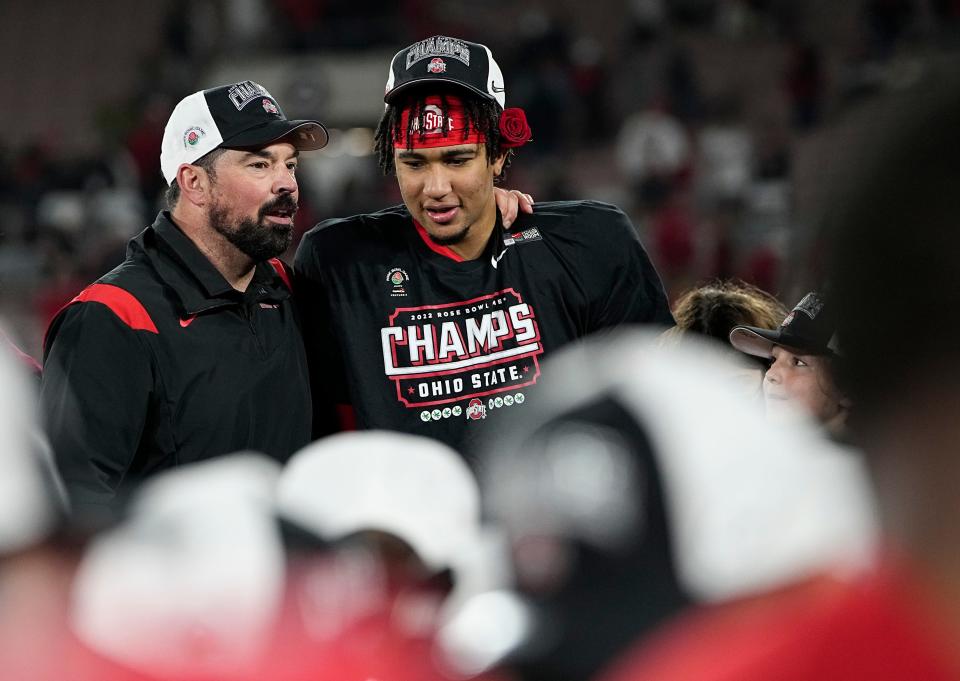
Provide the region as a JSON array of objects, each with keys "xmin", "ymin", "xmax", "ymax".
[
  {"xmin": 408, "ymin": 207, "xmax": 509, "ymax": 269},
  {"xmin": 144, "ymin": 212, "xmax": 290, "ymax": 314}
]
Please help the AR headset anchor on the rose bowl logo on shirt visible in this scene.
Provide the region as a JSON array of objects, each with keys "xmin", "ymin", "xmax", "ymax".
[
  {"xmin": 385, "ymin": 267, "xmax": 410, "ymax": 297},
  {"xmin": 427, "ymin": 57, "xmax": 446, "ymax": 73}
]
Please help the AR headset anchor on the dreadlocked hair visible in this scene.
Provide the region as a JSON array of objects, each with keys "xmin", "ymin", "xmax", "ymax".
[{"xmin": 374, "ymin": 88, "xmax": 513, "ymax": 180}]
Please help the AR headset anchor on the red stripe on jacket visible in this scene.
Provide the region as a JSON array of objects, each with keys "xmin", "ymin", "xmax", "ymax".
[
  {"xmin": 68, "ymin": 283, "xmax": 159, "ymax": 333},
  {"xmin": 269, "ymin": 258, "xmax": 293, "ymax": 290}
]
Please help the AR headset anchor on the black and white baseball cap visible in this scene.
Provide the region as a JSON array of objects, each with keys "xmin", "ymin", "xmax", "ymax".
[
  {"xmin": 729, "ymin": 291, "xmax": 840, "ymax": 359},
  {"xmin": 160, "ymin": 80, "xmax": 329, "ymax": 185},
  {"xmin": 384, "ymin": 35, "xmax": 506, "ymax": 109}
]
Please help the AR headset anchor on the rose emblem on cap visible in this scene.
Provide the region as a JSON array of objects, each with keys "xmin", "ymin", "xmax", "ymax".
[{"xmin": 183, "ymin": 126, "xmax": 205, "ymax": 149}]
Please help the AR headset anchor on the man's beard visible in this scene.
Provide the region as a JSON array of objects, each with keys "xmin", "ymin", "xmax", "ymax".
[{"xmin": 209, "ymin": 194, "xmax": 298, "ymax": 262}]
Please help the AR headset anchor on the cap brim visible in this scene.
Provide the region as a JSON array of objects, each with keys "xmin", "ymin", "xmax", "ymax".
[
  {"xmin": 223, "ymin": 120, "xmax": 329, "ymax": 151},
  {"xmin": 384, "ymin": 77, "xmax": 498, "ymax": 105},
  {"xmin": 729, "ymin": 326, "xmax": 779, "ymax": 359},
  {"xmin": 730, "ymin": 326, "xmax": 836, "ymax": 358}
]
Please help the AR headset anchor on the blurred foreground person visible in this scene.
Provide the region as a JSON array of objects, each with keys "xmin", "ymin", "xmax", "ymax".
[
  {"xmin": 1, "ymin": 327, "xmax": 42, "ymax": 379},
  {"xmin": 730, "ymin": 291, "xmax": 850, "ymax": 437},
  {"xmin": 67, "ymin": 454, "xmax": 286, "ymax": 680},
  {"xmin": 0, "ymin": 336, "xmax": 73, "ymax": 681},
  {"xmin": 468, "ymin": 329, "xmax": 875, "ymax": 681},
  {"xmin": 600, "ymin": 65, "xmax": 960, "ymax": 681},
  {"xmin": 273, "ymin": 431, "xmax": 510, "ymax": 681},
  {"xmin": 68, "ymin": 444, "xmax": 504, "ymax": 681}
]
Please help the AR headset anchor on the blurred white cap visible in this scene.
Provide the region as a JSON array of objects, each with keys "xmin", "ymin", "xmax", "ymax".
[
  {"xmin": 70, "ymin": 453, "xmax": 286, "ymax": 679},
  {"xmin": 277, "ymin": 431, "xmax": 482, "ymax": 575},
  {"xmin": 484, "ymin": 329, "xmax": 879, "ymax": 602}
]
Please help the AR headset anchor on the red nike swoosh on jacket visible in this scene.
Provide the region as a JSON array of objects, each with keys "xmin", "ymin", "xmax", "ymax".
[{"xmin": 180, "ymin": 315, "xmax": 197, "ymax": 328}]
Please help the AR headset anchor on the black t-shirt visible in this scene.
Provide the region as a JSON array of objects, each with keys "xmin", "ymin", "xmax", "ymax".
[{"xmin": 294, "ymin": 200, "xmax": 673, "ymax": 453}]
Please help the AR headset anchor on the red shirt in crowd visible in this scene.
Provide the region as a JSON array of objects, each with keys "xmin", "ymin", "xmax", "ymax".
[{"xmin": 597, "ymin": 561, "xmax": 960, "ymax": 681}]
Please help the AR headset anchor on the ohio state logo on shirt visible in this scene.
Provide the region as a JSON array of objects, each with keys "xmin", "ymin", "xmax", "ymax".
[{"xmin": 380, "ymin": 289, "xmax": 543, "ymax": 408}]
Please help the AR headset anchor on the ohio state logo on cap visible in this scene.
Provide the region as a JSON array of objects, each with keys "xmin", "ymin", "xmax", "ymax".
[
  {"xmin": 427, "ymin": 57, "xmax": 446, "ymax": 74},
  {"xmin": 262, "ymin": 98, "xmax": 279, "ymax": 115}
]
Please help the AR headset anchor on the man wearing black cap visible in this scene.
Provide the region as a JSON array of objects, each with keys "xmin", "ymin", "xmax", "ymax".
[
  {"xmin": 729, "ymin": 291, "xmax": 849, "ymax": 435},
  {"xmin": 294, "ymin": 36, "xmax": 673, "ymax": 453},
  {"xmin": 39, "ymin": 81, "xmax": 328, "ymax": 518}
]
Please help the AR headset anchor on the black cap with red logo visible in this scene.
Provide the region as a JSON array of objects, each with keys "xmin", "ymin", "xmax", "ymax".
[{"xmin": 384, "ymin": 35, "xmax": 507, "ymax": 109}]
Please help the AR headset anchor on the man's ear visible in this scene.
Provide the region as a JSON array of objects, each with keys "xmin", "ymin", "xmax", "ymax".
[
  {"xmin": 176, "ymin": 164, "xmax": 210, "ymax": 207},
  {"xmin": 492, "ymin": 151, "xmax": 508, "ymax": 178}
]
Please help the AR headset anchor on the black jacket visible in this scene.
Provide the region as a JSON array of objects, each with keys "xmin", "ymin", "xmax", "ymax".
[{"xmin": 40, "ymin": 212, "xmax": 311, "ymax": 513}]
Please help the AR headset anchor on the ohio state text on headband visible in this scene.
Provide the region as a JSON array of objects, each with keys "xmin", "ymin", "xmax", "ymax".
[{"xmin": 395, "ymin": 96, "xmax": 486, "ymax": 149}]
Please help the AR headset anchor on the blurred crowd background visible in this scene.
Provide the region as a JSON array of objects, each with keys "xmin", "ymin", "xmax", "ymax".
[{"xmin": 3, "ymin": 0, "xmax": 959, "ymax": 357}]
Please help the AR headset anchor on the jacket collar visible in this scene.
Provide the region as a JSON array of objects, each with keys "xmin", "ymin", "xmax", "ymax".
[{"xmin": 138, "ymin": 212, "xmax": 291, "ymax": 315}]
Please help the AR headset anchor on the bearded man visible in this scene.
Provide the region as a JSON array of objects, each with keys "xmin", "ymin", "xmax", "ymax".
[{"xmin": 40, "ymin": 81, "xmax": 328, "ymax": 518}]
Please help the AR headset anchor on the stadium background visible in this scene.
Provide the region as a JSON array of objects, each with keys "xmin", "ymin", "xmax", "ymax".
[{"xmin": 1, "ymin": 0, "xmax": 955, "ymax": 357}]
